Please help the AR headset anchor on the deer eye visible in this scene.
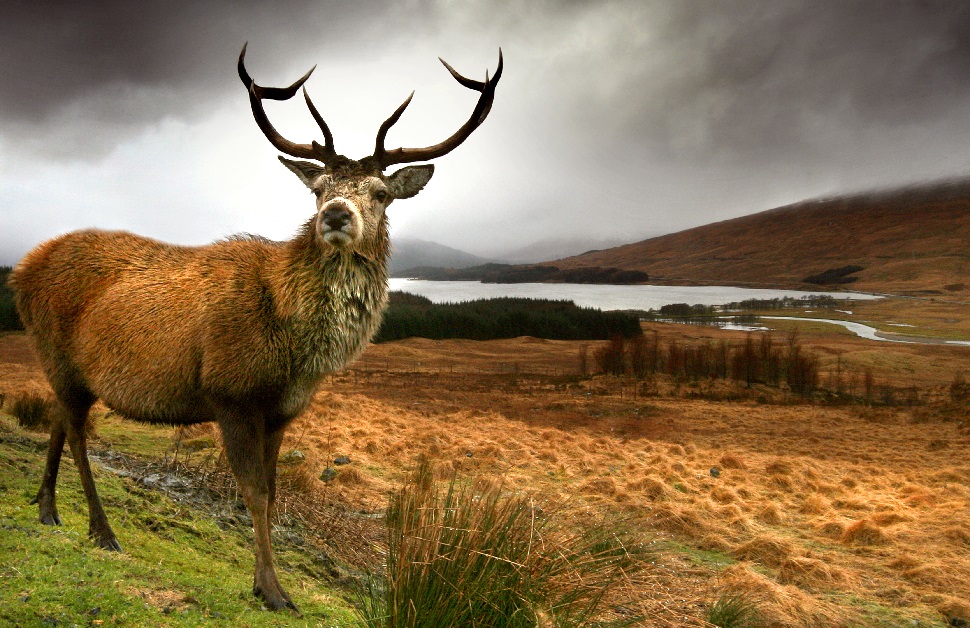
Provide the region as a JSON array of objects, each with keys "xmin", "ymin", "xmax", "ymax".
[
  {"xmin": 374, "ymin": 190, "xmax": 389, "ymax": 203},
  {"xmin": 312, "ymin": 188, "xmax": 323, "ymax": 198}
]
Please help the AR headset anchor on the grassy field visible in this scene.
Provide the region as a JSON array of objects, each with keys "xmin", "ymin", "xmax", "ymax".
[
  {"xmin": 0, "ymin": 297, "xmax": 967, "ymax": 626},
  {"xmin": 0, "ymin": 416, "xmax": 358, "ymax": 626}
]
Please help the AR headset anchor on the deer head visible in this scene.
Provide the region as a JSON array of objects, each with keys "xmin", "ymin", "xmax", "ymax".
[{"xmin": 238, "ymin": 44, "xmax": 503, "ymax": 258}]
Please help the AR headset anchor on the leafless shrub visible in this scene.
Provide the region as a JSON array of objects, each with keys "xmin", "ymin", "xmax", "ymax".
[
  {"xmin": 593, "ymin": 335, "xmax": 625, "ymax": 375},
  {"xmin": 577, "ymin": 344, "xmax": 589, "ymax": 378},
  {"xmin": 951, "ymin": 371, "xmax": 970, "ymax": 403}
]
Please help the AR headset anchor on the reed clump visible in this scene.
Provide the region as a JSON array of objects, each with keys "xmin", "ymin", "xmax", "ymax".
[
  {"xmin": 8, "ymin": 392, "xmax": 52, "ymax": 431},
  {"xmin": 355, "ymin": 460, "xmax": 645, "ymax": 627}
]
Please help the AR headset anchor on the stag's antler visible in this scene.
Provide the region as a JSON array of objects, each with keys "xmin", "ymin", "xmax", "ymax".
[
  {"xmin": 239, "ymin": 44, "xmax": 502, "ymax": 170},
  {"xmin": 371, "ymin": 49, "xmax": 503, "ymax": 169},
  {"xmin": 237, "ymin": 43, "xmax": 338, "ymax": 163}
]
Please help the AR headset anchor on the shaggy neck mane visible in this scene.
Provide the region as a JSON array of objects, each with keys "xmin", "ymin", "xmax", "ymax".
[{"xmin": 267, "ymin": 218, "xmax": 390, "ymax": 359}]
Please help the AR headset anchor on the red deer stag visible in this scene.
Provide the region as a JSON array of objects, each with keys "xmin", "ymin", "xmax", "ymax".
[{"xmin": 9, "ymin": 44, "xmax": 502, "ymax": 611}]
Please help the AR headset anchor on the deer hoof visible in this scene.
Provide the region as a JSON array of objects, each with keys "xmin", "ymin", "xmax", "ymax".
[
  {"xmin": 40, "ymin": 513, "xmax": 62, "ymax": 526},
  {"xmin": 254, "ymin": 584, "xmax": 300, "ymax": 613},
  {"xmin": 93, "ymin": 534, "xmax": 122, "ymax": 552},
  {"xmin": 35, "ymin": 492, "xmax": 60, "ymax": 525},
  {"xmin": 103, "ymin": 538, "xmax": 123, "ymax": 552}
]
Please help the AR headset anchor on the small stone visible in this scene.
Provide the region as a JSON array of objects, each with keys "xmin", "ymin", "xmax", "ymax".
[
  {"xmin": 320, "ymin": 467, "xmax": 338, "ymax": 482},
  {"xmin": 709, "ymin": 467, "xmax": 721, "ymax": 478},
  {"xmin": 333, "ymin": 455, "xmax": 351, "ymax": 465},
  {"xmin": 465, "ymin": 451, "xmax": 473, "ymax": 458},
  {"xmin": 278, "ymin": 450, "xmax": 305, "ymax": 465}
]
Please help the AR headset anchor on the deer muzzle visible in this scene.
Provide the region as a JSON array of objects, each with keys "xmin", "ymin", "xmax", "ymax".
[{"xmin": 317, "ymin": 198, "xmax": 360, "ymax": 247}]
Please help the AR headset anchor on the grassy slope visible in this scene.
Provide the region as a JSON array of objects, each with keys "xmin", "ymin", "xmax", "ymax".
[
  {"xmin": 550, "ymin": 180, "xmax": 970, "ymax": 297},
  {"xmin": 1, "ymin": 328, "xmax": 965, "ymax": 626},
  {"xmin": 0, "ymin": 415, "xmax": 357, "ymax": 628}
]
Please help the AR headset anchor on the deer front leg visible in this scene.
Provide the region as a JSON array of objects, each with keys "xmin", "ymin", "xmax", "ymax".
[
  {"xmin": 264, "ymin": 425, "xmax": 287, "ymax": 525},
  {"xmin": 219, "ymin": 413, "xmax": 297, "ymax": 612}
]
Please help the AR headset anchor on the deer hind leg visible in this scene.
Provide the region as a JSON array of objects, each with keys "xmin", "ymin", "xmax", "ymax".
[
  {"xmin": 57, "ymin": 395, "xmax": 122, "ymax": 551},
  {"xmin": 218, "ymin": 412, "xmax": 297, "ymax": 612},
  {"xmin": 32, "ymin": 413, "xmax": 67, "ymax": 525}
]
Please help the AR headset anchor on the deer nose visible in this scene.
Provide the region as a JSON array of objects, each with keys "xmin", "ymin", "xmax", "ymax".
[{"xmin": 322, "ymin": 204, "xmax": 351, "ymax": 230}]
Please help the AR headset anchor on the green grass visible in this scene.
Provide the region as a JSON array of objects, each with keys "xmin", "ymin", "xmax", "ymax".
[
  {"xmin": 0, "ymin": 415, "xmax": 358, "ymax": 627},
  {"xmin": 705, "ymin": 592, "xmax": 760, "ymax": 628},
  {"xmin": 92, "ymin": 411, "xmax": 181, "ymax": 457},
  {"xmin": 656, "ymin": 541, "xmax": 735, "ymax": 570}
]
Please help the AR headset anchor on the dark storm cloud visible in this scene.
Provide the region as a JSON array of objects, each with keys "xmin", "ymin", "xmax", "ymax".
[
  {"xmin": 3, "ymin": 0, "xmax": 970, "ymax": 263},
  {"xmin": 6, "ymin": 0, "xmax": 970, "ymax": 165},
  {"xmin": 541, "ymin": 0, "xmax": 970, "ymax": 166},
  {"xmin": 0, "ymin": 0, "xmax": 406, "ymax": 157},
  {"xmin": 649, "ymin": 1, "xmax": 970, "ymax": 162}
]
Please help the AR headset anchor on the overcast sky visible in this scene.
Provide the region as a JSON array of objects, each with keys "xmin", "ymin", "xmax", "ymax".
[{"xmin": 3, "ymin": 0, "xmax": 970, "ymax": 265}]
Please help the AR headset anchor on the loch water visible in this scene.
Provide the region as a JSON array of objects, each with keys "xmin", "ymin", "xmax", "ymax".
[{"xmin": 388, "ymin": 278, "xmax": 881, "ymax": 311}]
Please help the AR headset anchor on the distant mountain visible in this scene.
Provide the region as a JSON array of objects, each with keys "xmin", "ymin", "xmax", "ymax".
[
  {"xmin": 389, "ymin": 238, "xmax": 495, "ymax": 277},
  {"xmin": 491, "ymin": 237, "xmax": 631, "ymax": 264},
  {"xmin": 546, "ymin": 178, "xmax": 970, "ymax": 297}
]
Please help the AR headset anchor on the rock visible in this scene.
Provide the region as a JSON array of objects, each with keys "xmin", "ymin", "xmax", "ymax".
[
  {"xmin": 320, "ymin": 467, "xmax": 338, "ymax": 482},
  {"xmin": 709, "ymin": 467, "xmax": 721, "ymax": 478},
  {"xmin": 333, "ymin": 455, "xmax": 351, "ymax": 465},
  {"xmin": 278, "ymin": 450, "xmax": 305, "ymax": 465}
]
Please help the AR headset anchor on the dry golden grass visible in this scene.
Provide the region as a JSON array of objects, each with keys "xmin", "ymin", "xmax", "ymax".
[{"xmin": 2, "ymin": 316, "xmax": 968, "ymax": 626}]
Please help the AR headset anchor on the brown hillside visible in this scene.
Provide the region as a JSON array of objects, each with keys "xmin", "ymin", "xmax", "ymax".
[{"xmin": 552, "ymin": 180, "xmax": 970, "ymax": 297}]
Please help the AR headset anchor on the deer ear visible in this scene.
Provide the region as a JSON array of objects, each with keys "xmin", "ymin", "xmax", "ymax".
[
  {"xmin": 279, "ymin": 157, "xmax": 326, "ymax": 189},
  {"xmin": 387, "ymin": 165, "xmax": 434, "ymax": 199}
]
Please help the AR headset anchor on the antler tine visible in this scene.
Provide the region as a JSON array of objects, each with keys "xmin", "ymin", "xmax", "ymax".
[
  {"xmin": 439, "ymin": 57, "xmax": 487, "ymax": 90},
  {"xmin": 373, "ymin": 92, "xmax": 414, "ymax": 162},
  {"xmin": 238, "ymin": 43, "xmax": 336, "ymax": 162},
  {"xmin": 302, "ymin": 87, "xmax": 336, "ymax": 160},
  {"xmin": 372, "ymin": 48, "xmax": 503, "ymax": 169}
]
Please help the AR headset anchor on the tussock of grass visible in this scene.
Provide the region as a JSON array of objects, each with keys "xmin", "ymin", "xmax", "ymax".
[
  {"xmin": 650, "ymin": 505, "xmax": 707, "ymax": 537},
  {"xmin": 798, "ymin": 492, "xmax": 832, "ymax": 515},
  {"xmin": 718, "ymin": 454, "xmax": 747, "ymax": 470},
  {"xmin": 943, "ymin": 525, "xmax": 970, "ymax": 547},
  {"xmin": 626, "ymin": 476, "xmax": 670, "ymax": 501},
  {"xmin": 778, "ymin": 556, "xmax": 851, "ymax": 590},
  {"xmin": 719, "ymin": 564, "xmax": 844, "ymax": 626},
  {"xmin": 356, "ymin": 460, "xmax": 645, "ymax": 627},
  {"xmin": 938, "ymin": 597, "xmax": 970, "ymax": 626},
  {"xmin": 755, "ymin": 503, "xmax": 784, "ymax": 525},
  {"xmin": 730, "ymin": 534, "xmax": 795, "ymax": 568},
  {"xmin": 705, "ymin": 592, "xmax": 760, "ymax": 628},
  {"xmin": 840, "ymin": 518, "xmax": 891, "ymax": 546},
  {"xmin": 9, "ymin": 392, "xmax": 52, "ymax": 430}
]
